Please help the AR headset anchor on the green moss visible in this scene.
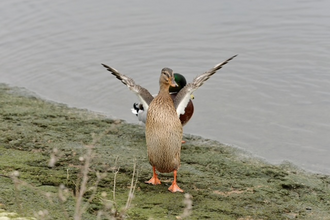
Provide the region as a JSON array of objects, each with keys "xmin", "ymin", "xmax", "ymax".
[{"xmin": 1, "ymin": 83, "xmax": 330, "ymax": 219}]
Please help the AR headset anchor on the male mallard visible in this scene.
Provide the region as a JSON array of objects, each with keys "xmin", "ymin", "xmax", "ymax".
[
  {"xmin": 101, "ymin": 55, "xmax": 237, "ymax": 192},
  {"xmin": 131, "ymin": 73, "xmax": 194, "ymax": 127}
]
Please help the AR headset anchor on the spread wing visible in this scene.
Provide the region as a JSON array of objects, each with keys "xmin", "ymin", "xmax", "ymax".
[
  {"xmin": 174, "ymin": 55, "xmax": 237, "ymax": 116},
  {"xmin": 101, "ymin": 63, "xmax": 154, "ymax": 112}
]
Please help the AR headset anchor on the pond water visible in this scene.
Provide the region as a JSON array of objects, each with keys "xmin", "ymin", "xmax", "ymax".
[{"xmin": 1, "ymin": 0, "xmax": 330, "ymax": 174}]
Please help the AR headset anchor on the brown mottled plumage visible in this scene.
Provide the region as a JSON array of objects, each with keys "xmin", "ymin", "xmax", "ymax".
[
  {"xmin": 101, "ymin": 54, "xmax": 237, "ymax": 193},
  {"xmin": 145, "ymin": 67, "xmax": 183, "ymax": 192},
  {"xmin": 146, "ymin": 95, "xmax": 182, "ymax": 173}
]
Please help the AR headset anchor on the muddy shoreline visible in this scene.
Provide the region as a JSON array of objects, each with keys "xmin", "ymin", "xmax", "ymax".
[{"xmin": 0, "ymin": 83, "xmax": 329, "ymax": 219}]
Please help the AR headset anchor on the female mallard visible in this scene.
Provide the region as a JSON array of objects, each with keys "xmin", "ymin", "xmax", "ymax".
[
  {"xmin": 132, "ymin": 73, "xmax": 194, "ymax": 127},
  {"xmin": 101, "ymin": 55, "xmax": 237, "ymax": 192}
]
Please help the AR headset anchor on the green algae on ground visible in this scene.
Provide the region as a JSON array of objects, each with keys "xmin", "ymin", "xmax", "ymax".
[{"xmin": 1, "ymin": 83, "xmax": 330, "ymax": 219}]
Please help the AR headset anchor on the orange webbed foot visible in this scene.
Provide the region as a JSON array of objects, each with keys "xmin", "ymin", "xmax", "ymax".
[
  {"xmin": 181, "ymin": 140, "xmax": 186, "ymax": 144},
  {"xmin": 168, "ymin": 182, "xmax": 184, "ymax": 193},
  {"xmin": 145, "ymin": 166, "xmax": 161, "ymax": 185},
  {"xmin": 145, "ymin": 176, "xmax": 161, "ymax": 185},
  {"xmin": 168, "ymin": 170, "xmax": 183, "ymax": 193}
]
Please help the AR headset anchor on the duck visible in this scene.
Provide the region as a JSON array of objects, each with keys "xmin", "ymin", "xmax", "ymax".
[
  {"xmin": 131, "ymin": 73, "xmax": 194, "ymax": 127},
  {"xmin": 101, "ymin": 54, "xmax": 237, "ymax": 192}
]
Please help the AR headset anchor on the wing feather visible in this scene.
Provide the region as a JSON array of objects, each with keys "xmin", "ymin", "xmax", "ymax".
[
  {"xmin": 174, "ymin": 55, "xmax": 237, "ymax": 116},
  {"xmin": 101, "ymin": 63, "xmax": 154, "ymax": 112}
]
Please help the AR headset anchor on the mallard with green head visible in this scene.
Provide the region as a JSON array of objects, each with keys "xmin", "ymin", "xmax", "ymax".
[{"xmin": 101, "ymin": 54, "xmax": 237, "ymax": 192}]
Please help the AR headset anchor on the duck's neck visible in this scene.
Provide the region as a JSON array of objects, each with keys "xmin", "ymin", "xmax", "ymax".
[{"xmin": 158, "ymin": 84, "xmax": 170, "ymax": 96}]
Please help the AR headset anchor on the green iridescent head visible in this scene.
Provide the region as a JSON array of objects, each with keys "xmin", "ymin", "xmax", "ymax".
[{"xmin": 169, "ymin": 73, "xmax": 187, "ymax": 93}]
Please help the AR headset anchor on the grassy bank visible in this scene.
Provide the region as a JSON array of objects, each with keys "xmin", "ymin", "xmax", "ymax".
[{"xmin": 0, "ymin": 83, "xmax": 329, "ymax": 219}]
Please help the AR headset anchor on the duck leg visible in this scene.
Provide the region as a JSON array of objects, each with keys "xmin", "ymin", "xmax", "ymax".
[
  {"xmin": 168, "ymin": 170, "xmax": 183, "ymax": 192},
  {"xmin": 145, "ymin": 166, "xmax": 161, "ymax": 185}
]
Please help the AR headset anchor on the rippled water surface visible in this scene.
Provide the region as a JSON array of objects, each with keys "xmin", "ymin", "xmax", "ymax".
[{"xmin": 1, "ymin": 0, "xmax": 330, "ymax": 174}]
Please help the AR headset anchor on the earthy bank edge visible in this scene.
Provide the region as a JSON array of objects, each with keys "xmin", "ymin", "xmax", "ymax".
[{"xmin": 0, "ymin": 83, "xmax": 329, "ymax": 220}]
